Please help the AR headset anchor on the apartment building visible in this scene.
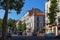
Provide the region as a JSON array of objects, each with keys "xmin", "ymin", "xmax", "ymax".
[
  {"xmin": 17, "ymin": 8, "xmax": 45, "ymax": 35},
  {"xmin": 45, "ymin": 0, "xmax": 60, "ymax": 35}
]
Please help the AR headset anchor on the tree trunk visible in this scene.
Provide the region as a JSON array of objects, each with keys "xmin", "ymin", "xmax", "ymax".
[{"xmin": 2, "ymin": 0, "xmax": 8, "ymax": 40}]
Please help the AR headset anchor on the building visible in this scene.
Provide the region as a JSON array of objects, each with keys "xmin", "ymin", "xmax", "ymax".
[
  {"xmin": 16, "ymin": 8, "xmax": 45, "ymax": 35},
  {"xmin": 45, "ymin": 0, "xmax": 60, "ymax": 36}
]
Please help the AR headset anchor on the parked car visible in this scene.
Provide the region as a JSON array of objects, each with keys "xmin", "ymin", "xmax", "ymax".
[
  {"xmin": 56, "ymin": 34, "xmax": 60, "ymax": 38},
  {"xmin": 32, "ymin": 32, "xmax": 37, "ymax": 36},
  {"xmin": 18, "ymin": 31, "xmax": 22, "ymax": 35},
  {"xmin": 44, "ymin": 33, "xmax": 55, "ymax": 38}
]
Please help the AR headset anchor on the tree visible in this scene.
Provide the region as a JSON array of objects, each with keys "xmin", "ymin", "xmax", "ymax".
[
  {"xmin": 7, "ymin": 18, "xmax": 16, "ymax": 32},
  {"xmin": 18, "ymin": 21, "xmax": 23, "ymax": 31},
  {"xmin": 47, "ymin": 0, "xmax": 57, "ymax": 24},
  {"xmin": 0, "ymin": 18, "xmax": 2, "ymax": 29},
  {"xmin": 39, "ymin": 28, "xmax": 45, "ymax": 33},
  {"xmin": 18, "ymin": 21, "xmax": 26, "ymax": 35},
  {"xmin": 7, "ymin": 18, "xmax": 15, "ymax": 27},
  {"xmin": 22, "ymin": 22, "xmax": 26, "ymax": 31},
  {"xmin": 0, "ymin": 0, "xmax": 24, "ymax": 40}
]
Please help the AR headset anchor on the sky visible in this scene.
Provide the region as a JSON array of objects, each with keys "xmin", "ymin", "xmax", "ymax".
[{"xmin": 0, "ymin": 0, "xmax": 46, "ymax": 20}]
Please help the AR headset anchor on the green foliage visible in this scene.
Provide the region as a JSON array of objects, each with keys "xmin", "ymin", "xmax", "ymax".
[
  {"xmin": 39, "ymin": 28, "xmax": 45, "ymax": 33},
  {"xmin": 47, "ymin": 0, "xmax": 57, "ymax": 24},
  {"xmin": 18, "ymin": 21, "xmax": 23, "ymax": 31},
  {"xmin": 0, "ymin": 18, "xmax": 2, "ymax": 29},
  {"xmin": 34, "ymin": 28, "xmax": 45, "ymax": 33},
  {"xmin": 0, "ymin": 0, "xmax": 24, "ymax": 14},
  {"xmin": 0, "ymin": 0, "xmax": 24, "ymax": 40},
  {"xmin": 0, "ymin": 18, "xmax": 16, "ymax": 29},
  {"xmin": 7, "ymin": 18, "xmax": 15, "ymax": 27},
  {"xmin": 18, "ymin": 21, "xmax": 26, "ymax": 31},
  {"xmin": 22, "ymin": 22, "xmax": 26, "ymax": 31}
]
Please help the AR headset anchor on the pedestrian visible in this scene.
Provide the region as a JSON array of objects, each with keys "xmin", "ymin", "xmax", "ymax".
[{"xmin": 8, "ymin": 31, "xmax": 11, "ymax": 40}]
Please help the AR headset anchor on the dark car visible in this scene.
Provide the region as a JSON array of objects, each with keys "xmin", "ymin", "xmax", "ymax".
[
  {"xmin": 44, "ymin": 33, "xmax": 55, "ymax": 38},
  {"xmin": 56, "ymin": 34, "xmax": 60, "ymax": 38},
  {"xmin": 32, "ymin": 32, "xmax": 37, "ymax": 36}
]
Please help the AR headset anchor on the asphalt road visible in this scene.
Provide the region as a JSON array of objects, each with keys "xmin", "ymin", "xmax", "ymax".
[
  {"xmin": 0, "ymin": 35, "xmax": 60, "ymax": 40},
  {"xmin": 10, "ymin": 36, "xmax": 60, "ymax": 40}
]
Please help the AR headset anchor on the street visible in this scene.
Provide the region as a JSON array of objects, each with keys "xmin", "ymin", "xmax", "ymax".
[{"xmin": 10, "ymin": 36, "xmax": 60, "ymax": 40}]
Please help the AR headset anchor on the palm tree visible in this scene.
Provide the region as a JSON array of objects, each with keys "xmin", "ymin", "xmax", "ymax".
[{"xmin": 0, "ymin": 0, "xmax": 24, "ymax": 40}]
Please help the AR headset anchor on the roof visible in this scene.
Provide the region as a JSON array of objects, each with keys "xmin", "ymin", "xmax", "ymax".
[{"xmin": 29, "ymin": 8, "xmax": 45, "ymax": 16}]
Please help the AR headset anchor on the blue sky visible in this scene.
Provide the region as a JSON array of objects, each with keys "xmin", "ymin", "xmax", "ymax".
[{"xmin": 0, "ymin": 0, "xmax": 46, "ymax": 20}]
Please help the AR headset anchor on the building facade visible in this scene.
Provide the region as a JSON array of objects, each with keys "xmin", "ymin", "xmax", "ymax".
[
  {"xmin": 45, "ymin": 0, "xmax": 60, "ymax": 35},
  {"xmin": 45, "ymin": 0, "xmax": 60, "ymax": 25},
  {"xmin": 17, "ymin": 8, "xmax": 45, "ymax": 35}
]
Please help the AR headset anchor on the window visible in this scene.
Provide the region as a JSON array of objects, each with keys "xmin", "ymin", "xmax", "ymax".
[
  {"xmin": 46, "ymin": 20, "xmax": 48, "ymax": 24},
  {"xmin": 58, "ymin": 16, "xmax": 60, "ymax": 25},
  {"xmin": 58, "ymin": 27, "xmax": 60, "ymax": 30},
  {"xmin": 37, "ymin": 16, "xmax": 39, "ymax": 21},
  {"xmin": 37, "ymin": 16, "xmax": 39, "ymax": 27},
  {"xmin": 58, "ymin": 0, "xmax": 60, "ymax": 3},
  {"xmin": 37, "ymin": 22, "xmax": 39, "ymax": 27},
  {"xmin": 57, "ymin": 4, "xmax": 60, "ymax": 11},
  {"xmin": 58, "ymin": 16, "xmax": 60, "ymax": 22}
]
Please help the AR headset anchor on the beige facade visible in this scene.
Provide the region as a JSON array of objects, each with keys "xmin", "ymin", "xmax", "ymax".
[
  {"xmin": 16, "ymin": 8, "xmax": 45, "ymax": 35},
  {"xmin": 21, "ymin": 11, "xmax": 35, "ymax": 32},
  {"xmin": 45, "ymin": 0, "xmax": 60, "ymax": 36}
]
